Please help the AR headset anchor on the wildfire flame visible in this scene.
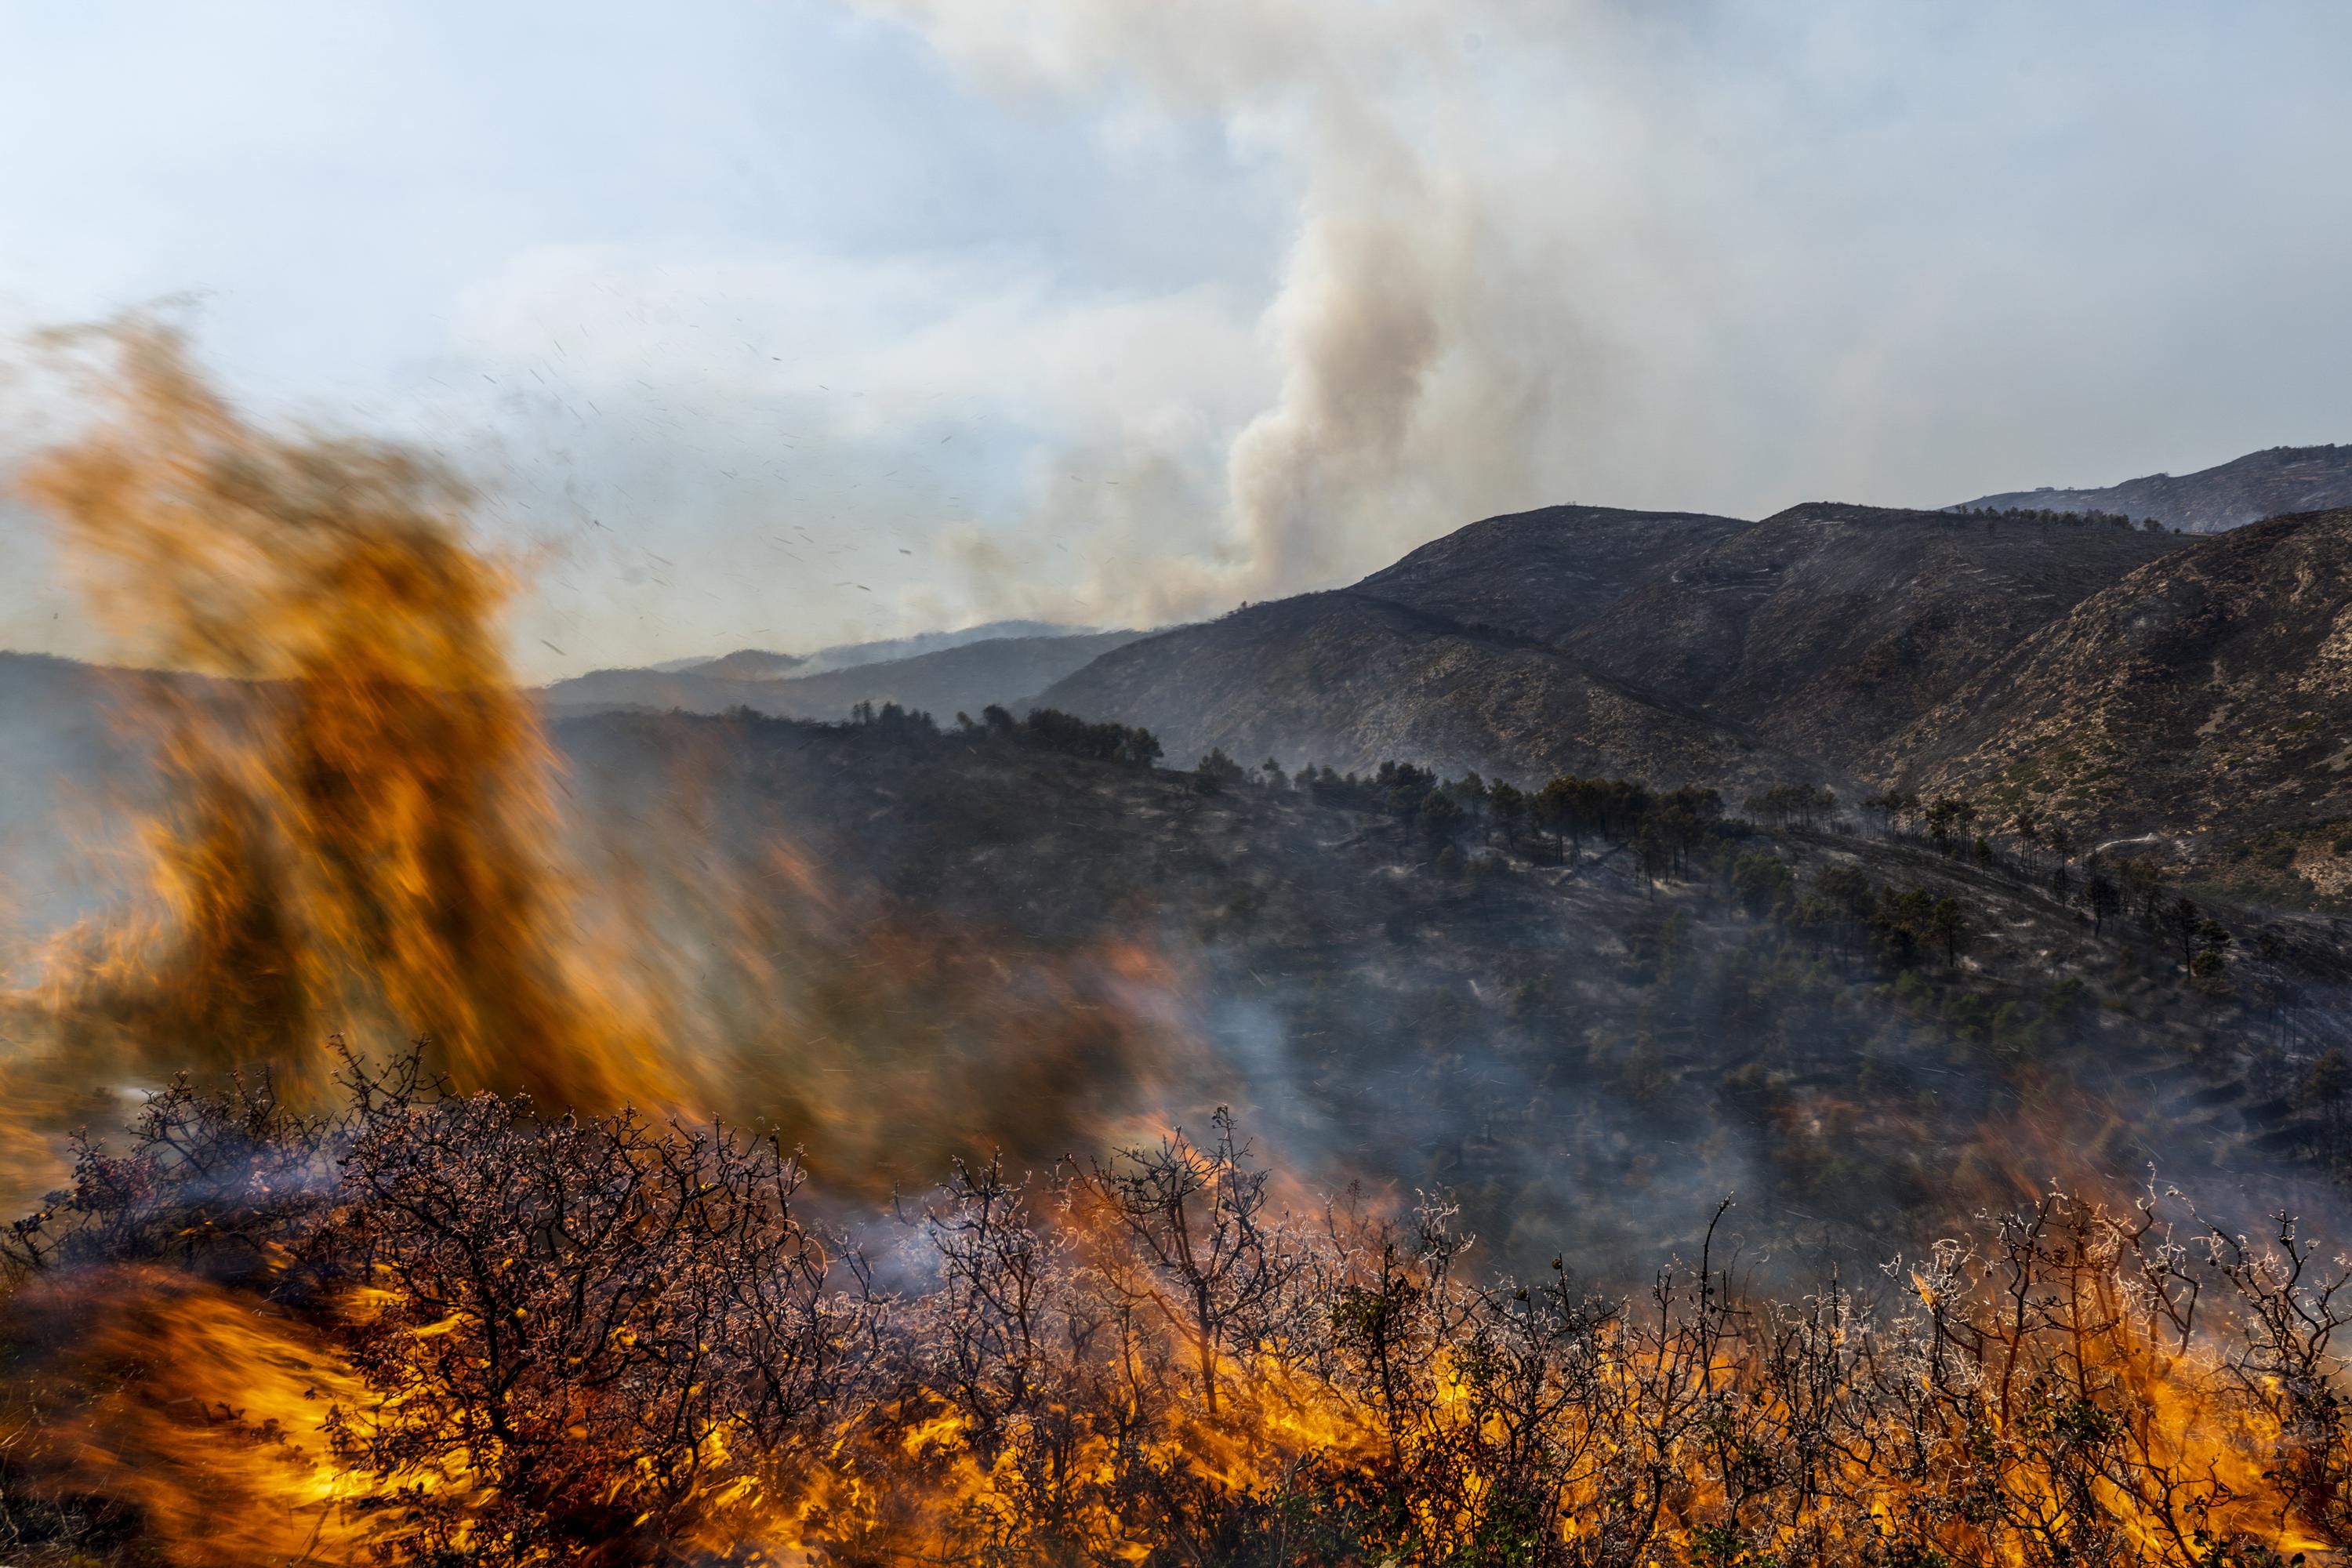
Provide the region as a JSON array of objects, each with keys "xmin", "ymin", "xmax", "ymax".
[
  {"xmin": 8, "ymin": 321, "xmax": 675, "ymax": 1113},
  {"xmin": 0, "ymin": 1265, "xmax": 382, "ymax": 1567}
]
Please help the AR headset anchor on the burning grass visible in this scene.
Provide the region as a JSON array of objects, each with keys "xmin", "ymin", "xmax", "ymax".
[{"xmin": 1, "ymin": 1054, "xmax": 2347, "ymax": 1566}]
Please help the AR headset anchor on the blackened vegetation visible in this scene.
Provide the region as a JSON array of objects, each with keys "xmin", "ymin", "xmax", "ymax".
[
  {"xmin": 1950, "ymin": 503, "xmax": 2167, "ymax": 532},
  {"xmin": 557, "ymin": 710, "xmax": 2352, "ymax": 1283},
  {"xmin": 6, "ymin": 1062, "xmax": 2352, "ymax": 1563},
  {"xmin": 980, "ymin": 704, "xmax": 1164, "ymax": 768},
  {"xmin": 826, "ymin": 697, "xmax": 1168, "ymax": 769}
]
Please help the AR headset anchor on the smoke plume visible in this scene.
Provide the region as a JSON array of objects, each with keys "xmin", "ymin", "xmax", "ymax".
[{"xmin": 867, "ymin": 0, "xmax": 1617, "ymax": 616}]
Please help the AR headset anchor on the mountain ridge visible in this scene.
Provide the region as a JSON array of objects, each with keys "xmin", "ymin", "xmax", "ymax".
[
  {"xmin": 1886, "ymin": 506, "xmax": 2352, "ymax": 896},
  {"xmin": 1037, "ymin": 501, "xmax": 2184, "ymax": 789},
  {"xmin": 543, "ymin": 627, "xmax": 1144, "ymax": 723},
  {"xmin": 1957, "ymin": 443, "xmax": 2352, "ymax": 534},
  {"xmin": 596, "ymin": 619, "xmax": 1097, "ymax": 686}
]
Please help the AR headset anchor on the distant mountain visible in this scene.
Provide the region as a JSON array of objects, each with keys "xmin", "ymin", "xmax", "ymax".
[
  {"xmin": 1041, "ymin": 506, "xmax": 1784, "ymax": 784},
  {"xmin": 1351, "ymin": 503, "xmax": 1748, "ymax": 642},
  {"xmin": 670, "ymin": 620, "xmax": 1088, "ymax": 684},
  {"xmin": 1036, "ymin": 503, "xmax": 2183, "ymax": 786},
  {"xmin": 1033, "ymin": 588, "xmax": 1792, "ymax": 788},
  {"xmin": 542, "ymin": 629, "xmax": 1144, "ymax": 723},
  {"xmin": 691, "ymin": 649, "xmax": 806, "ymax": 680},
  {"xmin": 1957, "ymin": 444, "xmax": 2352, "ymax": 534},
  {"xmin": 0, "ymin": 652, "xmax": 213, "ymax": 930},
  {"xmin": 1889, "ymin": 507, "xmax": 2352, "ymax": 887},
  {"xmin": 0, "ymin": 651, "xmax": 212, "ymax": 780},
  {"xmin": 0, "ymin": 652, "xmax": 147, "ymax": 815},
  {"xmin": 1555, "ymin": 503, "xmax": 2183, "ymax": 768}
]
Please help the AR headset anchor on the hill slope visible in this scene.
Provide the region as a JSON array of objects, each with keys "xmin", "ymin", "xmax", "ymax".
[
  {"xmin": 685, "ymin": 619, "xmax": 1084, "ymax": 681},
  {"xmin": 1040, "ymin": 503, "xmax": 2181, "ymax": 786},
  {"xmin": 1032, "ymin": 590, "xmax": 1790, "ymax": 786},
  {"xmin": 1351, "ymin": 503, "xmax": 1748, "ymax": 641},
  {"xmin": 543, "ymin": 629, "xmax": 1142, "ymax": 722},
  {"xmin": 1889, "ymin": 508, "xmax": 2352, "ymax": 888},
  {"xmin": 1959, "ymin": 444, "xmax": 2352, "ymax": 533},
  {"xmin": 556, "ymin": 707, "xmax": 2352, "ymax": 1271},
  {"xmin": 1559, "ymin": 504, "xmax": 2184, "ymax": 767}
]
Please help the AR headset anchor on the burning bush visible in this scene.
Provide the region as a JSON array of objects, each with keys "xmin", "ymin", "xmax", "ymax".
[
  {"xmin": 3, "ymin": 1056, "xmax": 2349, "ymax": 1566},
  {"xmin": 313, "ymin": 1060, "xmax": 884, "ymax": 1563}
]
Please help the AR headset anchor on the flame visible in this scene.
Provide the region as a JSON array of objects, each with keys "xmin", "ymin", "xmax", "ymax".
[
  {"xmin": 7, "ymin": 322, "xmax": 676, "ymax": 1112},
  {"xmin": 0, "ymin": 1266, "xmax": 380, "ymax": 1566}
]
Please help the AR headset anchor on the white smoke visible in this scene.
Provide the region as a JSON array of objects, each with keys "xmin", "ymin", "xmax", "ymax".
[
  {"xmin": 853, "ymin": 0, "xmax": 2352, "ymax": 629},
  {"xmin": 861, "ymin": 0, "xmax": 1623, "ymax": 614},
  {"xmin": 7, "ymin": 2, "xmax": 2349, "ymax": 669}
]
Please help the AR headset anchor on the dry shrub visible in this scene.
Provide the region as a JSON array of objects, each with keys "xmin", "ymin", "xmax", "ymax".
[{"xmin": 3, "ymin": 1058, "xmax": 2347, "ymax": 1566}]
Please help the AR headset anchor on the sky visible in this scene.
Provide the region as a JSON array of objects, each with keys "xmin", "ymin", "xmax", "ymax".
[{"xmin": 2, "ymin": 0, "xmax": 2350, "ymax": 681}]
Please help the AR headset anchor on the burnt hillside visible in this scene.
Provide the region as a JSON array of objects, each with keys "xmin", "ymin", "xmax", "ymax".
[
  {"xmin": 1962, "ymin": 443, "xmax": 2352, "ymax": 533},
  {"xmin": 1560, "ymin": 503, "xmax": 2185, "ymax": 768},
  {"xmin": 1893, "ymin": 507, "xmax": 2352, "ymax": 898},
  {"xmin": 560, "ymin": 706, "xmax": 2352, "ymax": 1276},
  {"xmin": 1026, "ymin": 590, "xmax": 1790, "ymax": 792},
  {"xmin": 1036, "ymin": 502, "xmax": 2182, "ymax": 787}
]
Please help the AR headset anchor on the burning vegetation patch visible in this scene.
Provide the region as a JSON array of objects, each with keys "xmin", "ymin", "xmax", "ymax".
[{"xmin": 1, "ymin": 1058, "xmax": 2350, "ymax": 1564}]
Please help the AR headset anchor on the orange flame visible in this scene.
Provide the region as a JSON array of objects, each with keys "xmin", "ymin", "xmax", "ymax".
[
  {"xmin": 0, "ymin": 1266, "xmax": 380, "ymax": 1566},
  {"xmin": 9, "ymin": 322, "xmax": 674, "ymax": 1111}
]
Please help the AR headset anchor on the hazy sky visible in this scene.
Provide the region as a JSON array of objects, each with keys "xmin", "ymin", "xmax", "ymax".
[{"xmin": 4, "ymin": 1, "xmax": 2350, "ymax": 680}]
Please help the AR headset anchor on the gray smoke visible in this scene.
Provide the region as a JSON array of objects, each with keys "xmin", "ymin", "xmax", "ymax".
[
  {"xmin": 856, "ymin": 0, "xmax": 2352, "ymax": 630},
  {"xmin": 863, "ymin": 0, "xmax": 1615, "ymax": 615}
]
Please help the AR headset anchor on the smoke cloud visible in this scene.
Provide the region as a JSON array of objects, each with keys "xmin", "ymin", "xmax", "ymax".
[
  {"xmin": 862, "ymin": 0, "xmax": 1611, "ymax": 613},
  {"xmin": 858, "ymin": 0, "xmax": 2352, "ymax": 628},
  {"xmin": 5, "ymin": 2, "xmax": 2351, "ymax": 670}
]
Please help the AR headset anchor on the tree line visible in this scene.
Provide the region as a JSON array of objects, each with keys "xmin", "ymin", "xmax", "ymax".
[
  {"xmin": 846, "ymin": 707, "xmax": 2241, "ymax": 988},
  {"xmin": 1950, "ymin": 503, "xmax": 2171, "ymax": 532}
]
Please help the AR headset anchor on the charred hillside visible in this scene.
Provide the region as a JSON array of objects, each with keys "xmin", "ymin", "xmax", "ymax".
[
  {"xmin": 1027, "ymin": 589, "xmax": 1790, "ymax": 791},
  {"xmin": 1892, "ymin": 507, "xmax": 2352, "ymax": 898},
  {"xmin": 560, "ymin": 706, "xmax": 2352, "ymax": 1275},
  {"xmin": 1558, "ymin": 503, "xmax": 2185, "ymax": 768},
  {"xmin": 1349, "ymin": 503, "xmax": 1749, "ymax": 641},
  {"xmin": 1962, "ymin": 442, "xmax": 2352, "ymax": 534},
  {"xmin": 1035, "ymin": 501, "xmax": 2183, "ymax": 787}
]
